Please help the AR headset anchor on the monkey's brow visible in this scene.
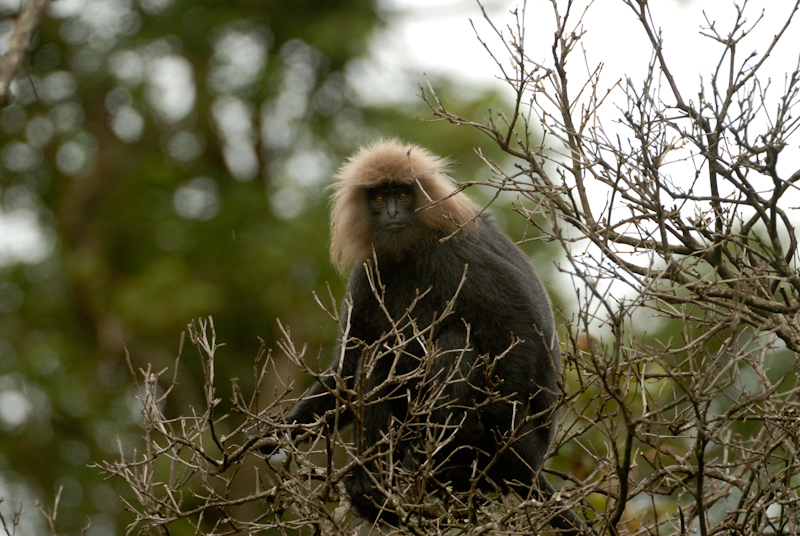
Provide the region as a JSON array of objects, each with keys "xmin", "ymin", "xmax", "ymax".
[{"xmin": 364, "ymin": 181, "xmax": 412, "ymax": 191}]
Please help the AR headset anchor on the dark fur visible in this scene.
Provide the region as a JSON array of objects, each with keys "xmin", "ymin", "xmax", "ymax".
[{"xmin": 284, "ymin": 140, "xmax": 591, "ymax": 533}]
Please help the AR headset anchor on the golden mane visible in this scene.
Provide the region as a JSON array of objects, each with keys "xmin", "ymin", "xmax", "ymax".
[{"xmin": 329, "ymin": 139, "xmax": 479, "ymax": 274}]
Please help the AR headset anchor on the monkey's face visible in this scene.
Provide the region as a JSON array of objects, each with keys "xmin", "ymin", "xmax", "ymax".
[
  {"xmin": 365, "ymin": 183, "xmax": 416, "ymax": 234},
  {"xmin": 362, "ymin": 182, "xmax": 424, "ymax": 262}
]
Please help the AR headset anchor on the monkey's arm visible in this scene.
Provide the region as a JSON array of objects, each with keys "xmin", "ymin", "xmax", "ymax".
[{"xmin": 284, "ymin": 343, "xmax": 358, "ymax": 432}]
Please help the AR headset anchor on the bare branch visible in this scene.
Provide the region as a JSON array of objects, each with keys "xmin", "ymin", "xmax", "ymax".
[{"xmin": 0, "ymin": 0, "xmax": 49, "ymax": 107}]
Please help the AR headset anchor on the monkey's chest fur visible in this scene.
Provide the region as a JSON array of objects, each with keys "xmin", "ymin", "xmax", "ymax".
[{"xmin": 343, "ymin": 222, "xmax": 560, "ymax": 457}]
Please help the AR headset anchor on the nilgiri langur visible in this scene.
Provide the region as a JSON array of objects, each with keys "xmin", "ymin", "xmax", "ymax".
[{"xmin": 279, "ymin": 139, "xmax": 592, "ymax": 534}]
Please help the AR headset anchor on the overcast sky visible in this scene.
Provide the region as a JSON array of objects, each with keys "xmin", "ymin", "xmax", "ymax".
[
  {"xmin": 359, "ymin": 0, "xmax": 800, "ymax": 102},
  {"xmin": 363, "ymin": 0, "xmax": 800, "ymax": 198}
]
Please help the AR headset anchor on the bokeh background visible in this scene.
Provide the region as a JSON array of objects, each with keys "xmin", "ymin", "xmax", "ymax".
[
  {"xmin": 1, "ymin": 0, "xmax": 797, "ymax": 534},
  {"xmin": 0, "ymin": 1, "xmax": 523, "ymax": 534}
]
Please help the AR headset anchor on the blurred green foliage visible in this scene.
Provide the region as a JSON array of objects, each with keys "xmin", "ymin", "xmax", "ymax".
[
  {"xmin": 4, "ymin": 2, "xmax": 791, "ymax": 533},
  {"xmin": 0, "ymin": 1, "xmax": 529, "ymax": 534}
]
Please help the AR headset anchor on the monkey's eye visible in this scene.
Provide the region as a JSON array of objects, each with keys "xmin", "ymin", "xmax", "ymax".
[
  {"xmin": 372, "ymin": 195, "xmax": 386, "ymax": 205},
  {"xmin": 397, "ymin": 193, "xmax": 410, "ymax": 202}
]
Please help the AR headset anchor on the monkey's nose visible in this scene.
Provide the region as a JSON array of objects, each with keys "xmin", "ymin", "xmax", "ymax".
[{"xmin": 387, "ymin": 199, "xmax": 398, "ymax": 218}]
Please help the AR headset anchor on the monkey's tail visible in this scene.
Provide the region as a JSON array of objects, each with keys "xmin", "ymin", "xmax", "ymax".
[{"xmin": 537, "ymin": 473, "xmax": 596, "ymax": 536}]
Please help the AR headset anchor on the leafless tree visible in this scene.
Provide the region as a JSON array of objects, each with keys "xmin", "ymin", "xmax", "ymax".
[
  {"xmin": 98, "ymin": 1, "xmax": 800, "ymax": 535},
  {"xmin": 423, "ymin": 0, "xmax": 800, "ymax": 534}
]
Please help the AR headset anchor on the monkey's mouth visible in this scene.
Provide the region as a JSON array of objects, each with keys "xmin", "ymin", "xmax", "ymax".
[{"xmin": 382, "ymin": 222, "xmax": 408, "ymax": 231}]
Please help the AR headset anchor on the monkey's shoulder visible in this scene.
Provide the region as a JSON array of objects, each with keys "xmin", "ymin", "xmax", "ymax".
[{"xmin": 345, "ymin": 218, "xmax": 542, "ymax": 308}]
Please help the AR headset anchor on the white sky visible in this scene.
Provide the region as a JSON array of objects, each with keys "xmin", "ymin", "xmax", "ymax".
[{"xmin": 358, "ymin": 0, "xmax": 800, "ymax": 104}]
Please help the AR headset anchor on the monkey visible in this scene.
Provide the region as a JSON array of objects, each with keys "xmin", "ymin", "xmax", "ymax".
[{"xmin": 278, "ymin": 139, "xmax": 592, "ymax": 533}]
